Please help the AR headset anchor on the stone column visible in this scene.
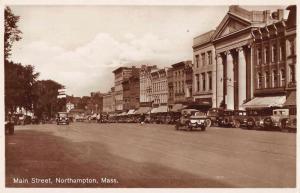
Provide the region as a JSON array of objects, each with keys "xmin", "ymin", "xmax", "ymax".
[
  {"xmin": 237, "ymin": 47, "xmax": 246, "ymax": 110},
  {"xmin": 226, "ymin": 51, "xmax": 234, "ymax": 110},
  {"xmin": 216, "ymin": 54, "xmax": 223, "ymax": 107}
]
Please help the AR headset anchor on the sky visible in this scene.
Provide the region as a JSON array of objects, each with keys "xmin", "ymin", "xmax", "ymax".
[{"xmin": 9, "ymin": 5, "xmax": 286, "ymax": 97}]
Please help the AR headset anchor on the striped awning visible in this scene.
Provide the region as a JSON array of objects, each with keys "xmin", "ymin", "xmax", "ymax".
[{"xmin": 242, "ymin": 96, "xmax": 286, "ymax": 108}]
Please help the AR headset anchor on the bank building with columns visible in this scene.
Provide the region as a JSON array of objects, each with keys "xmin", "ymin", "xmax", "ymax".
[{"xmin": 193, "ymin": 5, "xmax": 294, "ymax": 110}]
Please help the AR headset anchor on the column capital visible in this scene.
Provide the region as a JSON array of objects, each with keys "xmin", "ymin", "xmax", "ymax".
[
  {"xmin": 236, "ymin": 47, "xmax": 244, "ymax": 52},
  {"xmin": 225, "ymin": 50, "xmax": 231, "ymax": 55}
]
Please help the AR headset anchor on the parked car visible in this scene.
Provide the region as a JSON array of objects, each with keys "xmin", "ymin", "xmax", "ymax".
[
  {"xmin": 268, "ymin": 108, "xmax": 297, "ymax": 132},
  {"xmin": 245, "ymin": 108, "xmax": 274, "ymax": 130},
  {"xmin": 175, "ymin": 109, "xmax": 210, "ymax": 131},
  {"xmin": 56, "ymin": 112, "xmax": 69, "ymax": 125},
  {"xmin": 285, "ymin": 107, "xmax": 297, "ymax": 132},
  {"xmin": 188, "ymin": 111, "xmax": 208, "ymax": 131},
  {"xmin": 207, "ymin": 108, "xmax": 224, "ymax": 126},
  {"xmin": 232, "ymin": 110, "xmax": 248, "ymax": 128}
]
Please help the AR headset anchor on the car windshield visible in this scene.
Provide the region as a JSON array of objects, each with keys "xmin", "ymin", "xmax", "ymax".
[{"xmin": 58, "ymin": 113, "xmax": 67, "ymax": 117}]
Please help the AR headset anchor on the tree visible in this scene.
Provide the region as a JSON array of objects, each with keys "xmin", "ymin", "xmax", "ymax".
[
  {"xmin": 32, "ymin": 80, "xmax": 64, "ymax": 119},
  {"xmin": 4, "ymin": 6, "xmax": 22, "ymax": 60},
  {"xmin": 5, "ymin": 61, "xmax": 39, "ymax": 114}
]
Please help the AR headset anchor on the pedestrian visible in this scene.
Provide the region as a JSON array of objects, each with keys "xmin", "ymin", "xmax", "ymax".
[{"xmin": 140, "ymin": 113, "xmax": 145, "ymax": 125}]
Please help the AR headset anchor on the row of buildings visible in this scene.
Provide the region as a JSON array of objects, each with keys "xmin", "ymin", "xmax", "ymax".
[{"xmin": 68, "ymin": 5, "xmax": 296, "ymax": 115}]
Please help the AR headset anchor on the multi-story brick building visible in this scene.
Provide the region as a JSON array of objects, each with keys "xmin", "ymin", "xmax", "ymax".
[
  {"xmin": 150, "ymin": 68, "xmax": 169, "ymax": 109},
  {"xmin": 192, "ymin": 31, "xmax": 216, "ymax": 108},
  {"xmin": 170, "ymin": 61, "xmax": 193, "ymax": 105},
  {"xmin": 243, "ymin": 5, "xmax": 296, "ymax": 109},
  {"xmin": 113, "ymin": 67, "xmax": 132, "ymax": 112},
  {"xmin": 167, "ymin": 68, "xmax": 174, "ymax": 108},
  {"xmin": 122, "ymin": 66, "xmax": 140, "ymax": 111},
  {"xmin": 139, "ymin": 65, "xmax": 157, "ymax": 107}
]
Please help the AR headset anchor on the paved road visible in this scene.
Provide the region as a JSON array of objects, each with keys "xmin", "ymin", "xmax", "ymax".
[{"xmin": 5, "ymin": 122, "xmax": 296, "ymax": 188}]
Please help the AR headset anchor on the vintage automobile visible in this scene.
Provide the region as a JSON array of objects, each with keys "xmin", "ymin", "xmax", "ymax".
[
  {"xmin": 232, "ymin": 110, "xmax": 248, "ymax": 128},
  {"xmin": 207, "ymin": 108, "xmax": 224, "ymax": 126},
  {"xmin": 188, "ymin": 111, "xmax": 209, "ymax": 131},
  {"xmin": 267, "ymin": 108, "xmax": 297, "ymax": 132},
  {"xmin": 285, "ymin": 107, "xmax": 297, "ymax": 132},
  {"xmin": 56, "ymin": 112, "xmax": 69, "ymax": 125},
  {"xmin": 217, "ymin": 110, "xmax": 249, "ymax": 128},
  {"xmin": 175, "ymin": 109, "xmax": 210, "ymax": 131},
  {"xmin": 245, "ymin": 108, "xmax": 274, "ymax": 130},
  {"xmin": 219, "ymin": 110, "xmax": 234, "ymax": 127}
]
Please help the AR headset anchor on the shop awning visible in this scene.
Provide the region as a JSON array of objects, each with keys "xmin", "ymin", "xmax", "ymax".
[
  {"xmin": 284, "ymin": 91, "xmax": 296, "ymax": 106},
  {"xmin": 135, "ymin": 107, "xmax": 151, "ymax": 114},
  {"xmin": 242, "ymin": 96, "xmax": 286, "ymax": 108},
  {"xmin": 150, "ymin": 107, "xmax": 158, "ymax": 114},
  {"xmin": 118, "ymin": 112, "xmax": 127, "ymax": 116},
  {"xmin": 171, "ymin": 104, "xmax": 187, "ymax": 112},
  {"xmin": 127, "ymin": 109, "xmax": 136, "ymax": 115},
  {"xmin": 156, "ymin": 105, "xmax": 168, "ymax": 113}
]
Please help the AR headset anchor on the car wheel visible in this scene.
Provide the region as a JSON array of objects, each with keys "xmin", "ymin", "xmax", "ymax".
[
  {"xmin": 263, "ymin": 117, "xmax": 273, "ymax": 130},
  {"xmin": 206, "ymin": 119, "xmax": 212, "ymax": 128},
  {"xmin": 280, "ymin": 119, "xmax": 287, "ymax": 132},
  {"xmin": 233, "ymin": 120, "xmax": 241, "ymax": 128}
]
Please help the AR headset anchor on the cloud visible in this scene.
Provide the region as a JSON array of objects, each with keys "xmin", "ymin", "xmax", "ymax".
[{"xmin": 11, "ymin": 32, "xmax": 192, "ymax": 96}]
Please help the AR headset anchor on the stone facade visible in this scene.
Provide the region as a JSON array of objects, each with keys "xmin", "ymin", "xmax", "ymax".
[
  {"xmin": 139, "ymin": 65, "xmax": 157, "ymax": 106},
  {"xmin": 102, "ymin": 87, "xmax": 115, "ymax": 113},
  {"xmin": 150, "ymin": 68, "xmax": 168, "ymax": 107},
  {"xmin": 212, "ymin": 6, "xmax": 283, "ymax": 110}
]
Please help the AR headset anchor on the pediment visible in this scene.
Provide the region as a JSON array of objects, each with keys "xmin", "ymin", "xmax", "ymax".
[{"xmin": 213, "ymin": 14, "xmax": 251, "ymax": 40}]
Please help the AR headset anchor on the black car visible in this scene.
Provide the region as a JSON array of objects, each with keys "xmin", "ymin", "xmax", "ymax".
[{"xmin": 56, "ymin": 112, "xmax": 69, "ymax": 125}]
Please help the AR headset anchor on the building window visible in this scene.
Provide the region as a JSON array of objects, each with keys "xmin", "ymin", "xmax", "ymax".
[
  {"xmin": 207, "ymin": 51, "xmax": 212, "ymax": 65},
  {"xmin": 196, "ymin": 74, "xmax": 200, "ymax": 92},
  {"xmin": 182, "ymin": 81, "xmax": 184, "ymax": 93},
  {"xmin": 280, "ymin": 69, "xmax": 285, "ymax": 87},
  {"xmin": 289, "ymin": 65, "xmax": 295, "ymax": 83},
  {"xmin": 257, "ymin": 72, "xmax": 262, "ymax": 89},
  {"xmin": 201, "ymin": 53, "xmax": 205, "ymax": 66},
  {"xmin": 195, "ymin": 55, "xmax": 199, "ymax": 68},
  {"xmin": 271, "ymin": 44, "xmax": 277, "ymax": 63},
  {"xmin": 265, "ymin": 71, "xmax": 269, "ymax": 88},
  {"xmin": 279, "ymin": 44, "xmax": 284, "ymax": 61},
  {"xmin": 201, "ymin": 73, "xmax": 206, "ymax": 91},
  {"xmin": 208, "ymin": 71, "xmax": 212, "ymax": 90},
  {"xmin": 257, "ymin": 48, "xmax": 262, "ymax": 65},
  {"xmin": 264, "ymin": 46, "xmax": 269, "ymax": 64},
  {"xmin": 272, "ymin": 70, "xmax": 278, "ymax": 88},
  {"xmin": 288, "ymin": 39, "xmax": 295, "ymax": 56}
]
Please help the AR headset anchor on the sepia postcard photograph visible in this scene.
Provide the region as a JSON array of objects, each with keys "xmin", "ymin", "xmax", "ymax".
[{"xmin": 1, "ymin": 0, "xmax": 298, "ymax": 192}]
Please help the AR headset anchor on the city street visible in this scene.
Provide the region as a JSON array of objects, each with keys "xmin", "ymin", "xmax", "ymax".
[{"xmin": 6, "ymin": 122, "xmax": 296, "ymax": 188}]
